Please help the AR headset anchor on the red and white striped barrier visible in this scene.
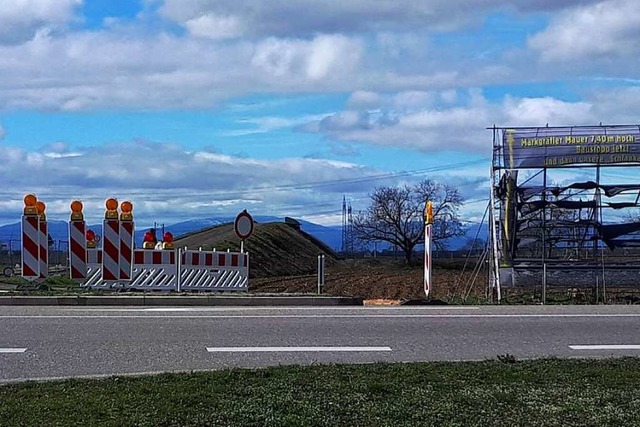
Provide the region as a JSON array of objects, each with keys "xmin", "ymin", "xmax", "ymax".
[
  {"xmin": 134, "ymin": 250, "xmax": 176, "ymax": 265},
  {"xmin": 21, "ymin": 215, "xmax": 40, "ymax": 280},
  {"xmin": 424, "ymin": 223, "xmax": 432, "ymax": 298},
  {"xmin": 69, "ymin": 220, "xmax": 87, "ymax": 281},
  {"xmin": 102, "ymin": 219, "xmax": 120, "ymax": 281},
  {"xmin": 87, "ymin": 248, "xmax": 103, "ymax": 265},
  {"xmin": 119, "ymin": 221, "xmax": 134, "ymax": 280},
  {"xmin": 181, "ymin": 251, "xmax": 248, "ymax": 268},
  {"xmin": 38, "ymin": 218, "xmax": 48, "ymax": 279},
  {"xmin": 180, "ymin": 250, "xmax": 249, "ymax": 291},
  {"xmin": 52, "ymin": 198, "xmax": 252, "ymax": 292}
]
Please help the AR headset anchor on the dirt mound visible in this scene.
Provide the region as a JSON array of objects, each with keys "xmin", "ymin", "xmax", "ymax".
[
  {"xmin": 250, "ymin": 258, "xmax": 486, "ymax": 301},
  {"xmin": 174, "ymin": 222, "xmax": 338, "ymax": 278}
]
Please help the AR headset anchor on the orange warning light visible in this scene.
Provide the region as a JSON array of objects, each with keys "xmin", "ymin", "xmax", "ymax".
[
  {"xmin": 86, "ymin": 229, "xmax": 96, "ymax": 248},
  {"xmin": 162, "ymin": 231, "xmax": 174, "ymax": 249},
  {"xmin": 425, "ymin": 201, "xmax": 433, "ymax": 225},
  {"xmin": 105, "ymin": 198, "xmax": 118, "ymax": 219},
  {"xmin": 36, "ymin": 201, "xmax": 46, "ymax": 220},
  {"xmin": 120, "ymin": 200, "xmax": 133, "ymax": 221},
  {"xmin": 23, "ymin": 194, "xmax": 38, "ymax": 215},
  {"xmin": 24, "ymin": 194, "xmax": 37, "ymax": 207},
  {"xmin": 70, "ymin": 200, "xmax": 84, "ymax": 221}
]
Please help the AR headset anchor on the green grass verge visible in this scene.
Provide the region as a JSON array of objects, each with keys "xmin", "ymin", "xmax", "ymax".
[{"xmin": 2, "ymin": 358, "xmax": 640, "ymax": 426}]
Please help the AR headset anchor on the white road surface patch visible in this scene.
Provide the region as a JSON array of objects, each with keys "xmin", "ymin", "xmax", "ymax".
[
  {"xmin": 2, "ymin": 314, "xmax": 640, "ymax": 319},
  {"xmin": 63, "ymin": 306, "xmax": 481, "ymax": 312},
  {"xmin": 569, "ymin": 345, "xmax": 640, "ymax": 350},
  {"xmin": 0, "ymin": 348, "xmax": 27, "ymax": 353},
  {"xmin": 206, "ymin": 346, "xmax": 393, "ymax": 352}
]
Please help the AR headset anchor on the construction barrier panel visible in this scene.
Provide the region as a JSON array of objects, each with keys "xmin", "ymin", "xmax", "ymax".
[
  {"xmin": 179, "ymin": 250, "xmax": 249, "ymax": 292},
  {"xmin": 69, "ymin": 220, "xmax": 87, "ymax": 281},
  {"xmin": 38, "ymin": 218, "xmax": 48, "ymax": 279},
  {"xmin": 21, "ymin": 215, "xmax": 40, "ymax": 280},
  {"xmin": 119, "ymin": 221, "xmax": 134, "ymax": 281},
  {"xmin": 102, "ymin": 218, "xmax": 120, "ymax": 281},
  {"xmin": 77, "ymin": 249, "xmax": 249, "ymax": 292}
]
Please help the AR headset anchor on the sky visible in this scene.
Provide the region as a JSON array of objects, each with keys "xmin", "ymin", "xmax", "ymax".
[{"xmin": 0, "ymin": 0, "xmax": 639, "ymax": 228}]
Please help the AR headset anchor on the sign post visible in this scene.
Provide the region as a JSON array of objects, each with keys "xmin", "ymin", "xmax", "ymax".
[
  {"xmin": 234, "ymin": 210, "xmax": 254, "ymax": 253},
  {"xmin": 424, "ymin": 201, "xmax": 433, "ymax": 299}
]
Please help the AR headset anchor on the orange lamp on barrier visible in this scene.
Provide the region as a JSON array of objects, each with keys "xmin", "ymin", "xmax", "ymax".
[
  {"xmin": 36, "ymin": 200, "xmax": 46, "ymax": 220},
  {"xmin": 162, "ymin": 232, "xmax": 174, "ymax": 249},
  {"xmin": 86, "ymin": 229, "xmax": 96, "ymax": 248},
  {"xmin": 143, "ymin": 230, "xmax": 156, "ymax": 249},
  {"xmin": 70, "ymin": 200, "xmax": 84, "ymax": 221},
  {"xmin": 425, "ymin": 201, "xmax": 433, "ymax": 225},
  {"xmin": 105, "ymin": 198, "xmax": 118, "ymax": 219},
  {"xmin": 23, "ymin": 194, "xmax": 38, "ymax": 215},
  {"xmin": 120, "ymin": 200, "xmax": 133, "ymax": 221}
]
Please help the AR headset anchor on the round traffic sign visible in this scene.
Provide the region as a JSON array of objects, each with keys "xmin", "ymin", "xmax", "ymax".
[{"xmin": 234, "ymin": 210, "xmax": 254, "ymax": 240}]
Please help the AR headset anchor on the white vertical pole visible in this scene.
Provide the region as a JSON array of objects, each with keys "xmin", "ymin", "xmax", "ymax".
[
  {"xmin": 176, "ymin": 248, "xmax": 182, "ymax": 293},
  {"xmin": 424, "ymin": 224, "xmax": 432, "ymax": 299},
  {"xmin": 317, "ymin": 254, "xmax": 322, "ymax": 295}
]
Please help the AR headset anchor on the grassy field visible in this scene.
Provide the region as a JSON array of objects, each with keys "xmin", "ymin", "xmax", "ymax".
[{"xmin": 1, "ymin": 358, "xmax": 640, "ymax": 426}]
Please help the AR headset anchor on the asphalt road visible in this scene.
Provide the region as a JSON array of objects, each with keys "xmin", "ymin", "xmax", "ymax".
[{"xmin": 1, "ymin": 305, "xmax": 640, "ymax": 382}]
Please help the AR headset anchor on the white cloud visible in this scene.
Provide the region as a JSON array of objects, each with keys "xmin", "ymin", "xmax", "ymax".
[
  {"xmin": 0, "ymin": 0, "xmax": 81, "ymax": 43},
  {"xmin": 184, "ymin": 13, "xmax": 245, "ymax": 39},
  {"xmin": 502, "ymin": 96, "xmax": 594, "ymax": 126},
  {"xmin": 225, "ymin": 113, "xmax": 328, "ymax": 136},
  {"xmin": 251, "ymin": 34, "xmax": 362, "ymax": 82},
  {"xmin": 159, "ymin": 0, "xmax": 598, "ymax": 37},
  {"xmin": 0, "ymin": 139, "xmax": 385, "ymax": 225},
  {"xmin": 300, "ymin": 87, "xmax": 640, "ymax": 153},
  {"xmin": 0, "ymin": 30, "xmax": 364, "ymax": 111},
  {"xmin": 529, "ymin": 0, "xmax": 640, "ymax": 61}
]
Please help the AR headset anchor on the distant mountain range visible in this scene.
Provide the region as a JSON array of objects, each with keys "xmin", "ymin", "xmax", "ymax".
[{"xmin": 0, "ymin": 216, "xmax": 485, "ymax": 252}]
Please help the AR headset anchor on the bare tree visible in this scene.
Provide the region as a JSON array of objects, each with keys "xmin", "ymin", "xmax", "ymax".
[{"xmin": 352, "ymin": 180, "xmax": 464, "ymax": 263}]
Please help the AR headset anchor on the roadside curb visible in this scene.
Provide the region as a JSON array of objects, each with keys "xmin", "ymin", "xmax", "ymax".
[{"xmin": 0, "ymin": 295, "xmax": 364, "ymax": 307}]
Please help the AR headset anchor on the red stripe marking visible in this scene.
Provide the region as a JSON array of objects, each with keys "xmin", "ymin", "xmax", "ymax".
[
  {"xmin": 71, "ymin": 265, "xmax": 84, "ymax": 279},
  {"xmin": 22, "ymin": 264, "xmax": 37, "ymax": 277},
  {"xmin": 218, "ymin": 253, "xmax": 225, "ymax": 267},
  {"xmin": 192, "ymin": 253, "xmax": 199, "ymax": 266},
  {"xmin": 120, "ymin": 239, "xmax": 131, "ymax": 256},
  {"xmin": 243, "ymin": 254, "xmax": 247, "ymax": 267},
  {"xmin": 120, "ymin": 269, "xmax": 130, "ymax": 280},
  {"xmin": 108, "ymin": 220, "xmax": 119, "ymax": 233},
  {"xmin": 98, "ymin": 251, "xmax": 103, "ymax": 263},
  {"xmin": 70, "ymin": 239, "xmax": 86, "ymax": 262},
  {"xmin": 231, "ymin": 254, "xmax": 238, "ymax": 267},
  {"xmin": 22, "ymin": 232, "xmax": 39, "ymax": 259},
  {"xmin": 170, "ymin": 251, "xmax": 175, "ymax": 264},
  {"xmin": 153, "ymin": 251, "xmax": 162, "ymax": 265},
  {"xmin": 205, "ymin": 253, "xmax": 213, "ymax": 266},
  {"xmin": 134, "ymin": 251, "xmax": 144, "ymax": 264},
  {"xmin": 104, "ymin": 238, "xmax": 118, "ymax": 261}
]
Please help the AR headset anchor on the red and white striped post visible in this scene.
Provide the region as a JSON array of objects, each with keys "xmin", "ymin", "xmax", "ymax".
[
  {"xmin": 424, "ymin": 201, "xmax": 433, "ymax": 299},
  {"xmin": 37, "ymin": 201, "xmax": 48, "ymax": 279},
  {"xmin": 21, "ymin": 194, "xmax": 40, "ymax": 280},
  {"xmin": 118, "ymin": 201, "xmax": 134, "ymax": 281},
  {"xmin": 102, "ymin": 198, "xmax": 120, "ymax": 281},
  {"xmin": 68, "ymin": 200, "xmax": 87, "ymax": 281}
]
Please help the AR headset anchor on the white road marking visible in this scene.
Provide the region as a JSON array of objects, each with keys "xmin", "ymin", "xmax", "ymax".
[
  {"xmin": 0, "ymin": 348, "xmax": 27, "ymax": 353},
  {"xmin": 207, "ymin": 346, "xmax": 392, "ymax": 352},
  {"xmin": 569, "ymin": 345, "xmax": 640, "ymax": 350},
  {"xmin": 62, "ymin": 306, "xmax": 481, "ymax": 312},
  {"xmin": 1, "ymin": 314, "xmax": 640, "ymax": 319}
]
